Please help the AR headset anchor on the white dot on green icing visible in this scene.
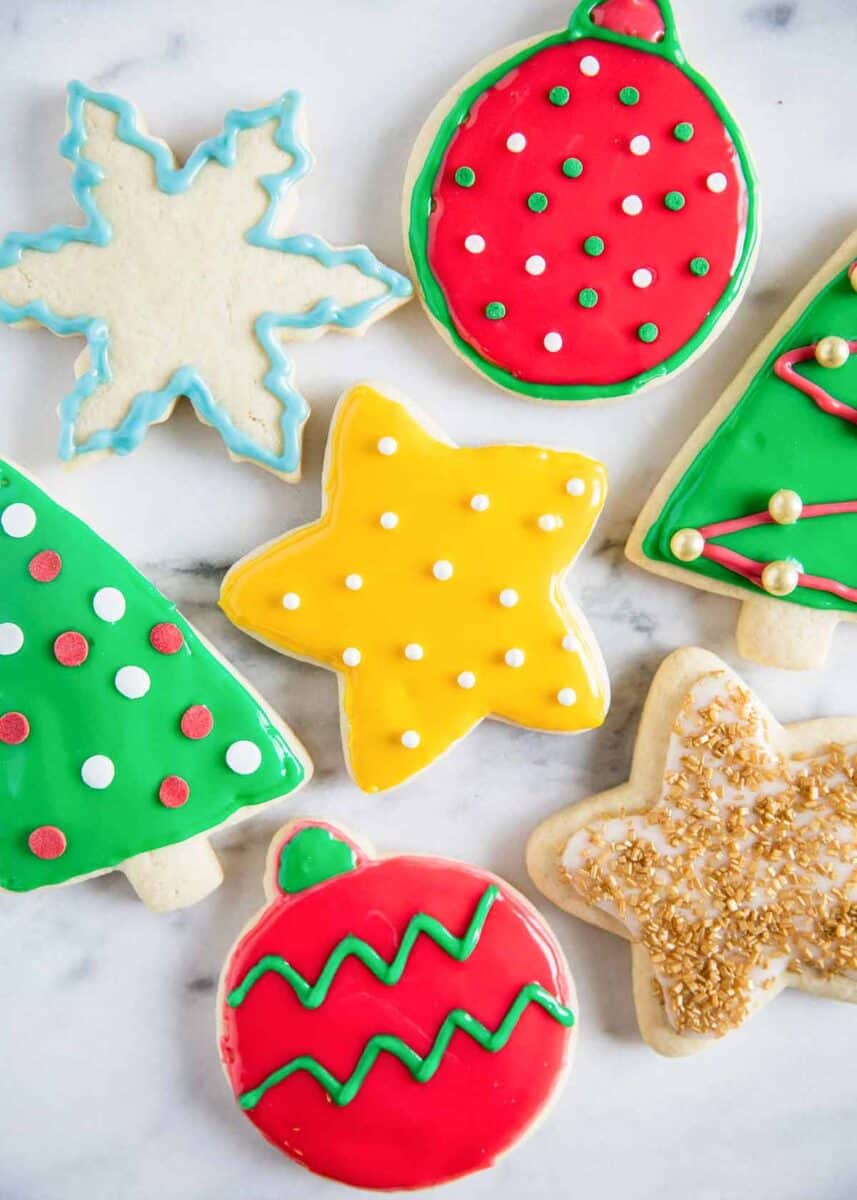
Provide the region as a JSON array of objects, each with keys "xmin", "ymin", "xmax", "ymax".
[
  {"xmin": 506, "ymin": 132, "xmax": 527, "ymax": 153},
  {"xmin": 499, "ymin": 589, "xmax": 519, "ymax": 608},
  {"xmin": 114, "ymin": 666, "xmax": 151, "ymax": 700},
  {"xmin": 401, "ymin": 730, "xmax": 421, "ymax": 749},
  {"xmin": 380, "ymin": 512, "xmax": 399, "ymax": 530},
  {"xmin": 622, "ymin": 195, "xmax": 643, "ymax": 216},
  {"xmin": 505, "ymin": 648, "xmax": 526, "ymax": 668},
  {"xmin": 1, "ymin": 502, "xmax": 36, "ymax": 538},
  {"xmin": 345, "ymin": 574, "xmax": 363, "ymax": 591},
  {"xmin": 526, "ymin": 255, "xmax": 547, "ymax": 276},
  {"xmin": 377, "ymin": 437, "xmax": 398, "ymax": 456},
  {"xmin": 470, "ymin": 494, "xmax": 490, "ymax": 512},
  {"xmin": 81, "ymin": 754, "xmax": 115, "ymax": 790},
  {"xmin": 465, "ymin": 234, "xmax": 486, "ymax": 254},
  {"xmin": 707, "ymin": 171, "xmax": 728, "ymax": 193},
  {"xmin": 579, "ymin": 55, "xmax": 600, "ymax": 76},
  {"xmin": 404, "ymin": 643, "xmax": 424, "ymax": 661},
  {"xmin": 432, "ymin": 560, "xmax": 454, "ymax": 581},
  {"xmin": 93, "ymin": 586, "xmax": 126, "ymax": 623},
  {"xmin": 557, "ymin": 688, "xmax": 578, "ymax": 707},
  {"xmin": 226, "ymin": 740, "xmax": 262, "ymax": 775},
  {"xmin": 0, "ymin": 622, "xmax": 24, "ymax": 655},
  {"xmin": 343, "ymin": 647, "xmax": 361, "ymax": 667},
  {"xmin": 566, "ymin": 478, "xmax": 586, "ymax": 496},
  {"xmin": 629, "ymin": 135, "xmax": 650, "ymax": 156},
  {"xmin": 457, "ymin": 671, "xmax": 476, "ymax": 689},
  {"xmin": 282, "ymin": 592, "xmax": 301, "ymax": 610}
]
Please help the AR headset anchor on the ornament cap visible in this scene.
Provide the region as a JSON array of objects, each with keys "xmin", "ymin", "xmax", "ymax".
[
  {"xmin": 575, "ymin": 0, "xmax": 676, "ymax": 45},
  {"xmin": 268, "ymin": 820, "xmax": 365, "ymax": 900}
]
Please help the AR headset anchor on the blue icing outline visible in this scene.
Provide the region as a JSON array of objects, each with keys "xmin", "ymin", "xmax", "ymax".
[{"xmin": 0, "ymin": 82, "xmax": 412, "ymax": 474}]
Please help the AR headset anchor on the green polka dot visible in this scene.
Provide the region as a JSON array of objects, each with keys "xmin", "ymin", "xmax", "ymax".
[
  {"xmin": 619, "ymin": 86, "xmax": 640, "ymax": 106},
  {"xmin": 528, "ymin": 191, "xmax": 549, "ymax": 213},
  {"xmin": 664, "ymin": 190, "xmax": 686, "ymax": 211},
  {"xmin": 578, "ymin": 288, "xmax": 599, "ymax": 309},
  {"xmin": 549, "ymin": 86, "xmax": 570, "ymax": 107},
  {"xmin": 690, "ymin": 257, "xmax": 711, "ymax": 277},
  {"xmin": 454, "ymin": 166, "xmax": 476, "ymax": 188},
  {"xmin": 674, "ymin": 122, "xmax": 695, "ymax": 142},
  {"xmin": 485, "ymin": 301, "xmax": 506, "ymax": 320},
  {"xmin": 638, "ymin": 322, "xmax": 659, "ymax": 343},
  {"xmin": 562, "ymin": 157, "xmax": 583, "ymax": 178},
  {"xmin": 583, "ymin": 235, "xmax": 605, "ymax": 257}
]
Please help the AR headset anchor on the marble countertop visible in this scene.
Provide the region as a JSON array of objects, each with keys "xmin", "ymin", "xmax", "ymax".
[{"xmin": 1, "ymin": 0, "xmax": 856, "ymax": 1196}]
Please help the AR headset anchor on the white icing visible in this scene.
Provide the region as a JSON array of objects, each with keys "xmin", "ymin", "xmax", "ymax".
[
  {"xmin": 629, "ymin": 135, "xmax": 651, "ymax": 156},
  {"xmin": 499, "ymin": 589, "xmax": 519, "ymax": 608},
  {"xmin": 377, "ymin": 436, "xmax": 398, "ymax": 456},
  {"xmin": 457, "ymin": 671, "xmax": 476, "ymax": 689},
  {"xmin": 579, "ymin": 55, "xmax": 600, "ymax": 76},
  {"xmin": 464, "ymin": 234, "xmax": 486, "ymax": 254},
  {"xmin": 92, "ymin": 586, "xmax": 126, "ymax": 622},
  {"xmin": 0, "ymin": 623, "xmax": 24, "ymax": 655},
  {"xmin": 537, "ymin": 514, "xmax": 560, "ymax": 532},
  {"xmin": 342, "ymin": 647, "xmax": 361, "ymax": 667},
  {"xmin": 114, "ymin": 666, "xmax": 151, "ymax": 699},
  {"xmin": 282, "ymin": 592, "xmax": 301, "ymax": 610},
  {"xmin": 557, "ymin": 688, "xmax": 577, "ymax": 707},
  {"xmin": 707, "ymin": 171, "xmax": 728, "ymax": 193},
  {"xmin": 1, "ymin": 502, "xmax": 36, "ymax": 538},
  {"xmin": 226, "ymin": 740, "xmax": 262, "ymax": 775},
  {"xmin": 632, "ymin": 267, "xmax": 654, "ymax": 289},
  {"xmin": 544, "ymin": 332, "xmax": 563, "ymax": 353},
  {"xmin": 404, "ymin": 643, "xmax": 424, "ymax": 661},
  {"xmin": 565, "ymin": 478, "xmax": 586, "ymax": 496},
  {"xmin": 345, "ymin": 574, "xmax": 363, "ymax": 591},
  {"xmin": 622, "ymin": 194, "xmax": 643, "ymax": 216},
  {"xmin": 506, "ymin": 132, "xmax": 527, "ymax": 153},
  {"xmin": 562, "ymin": 633, "xmax": 580, "ymax": 653},
  {"xmin": 379, "ymin": 511, "xmax": 399, "ymax": 530},
  {"xmin": 525, "ymin": 255, "xmax": 547, "ymax": 276},
  {"xmin": 81, "ymin": 754, "xmax": 115, "ymax": 789},
  {"xmin": 470, "ymin": 494, "xmax": 490, "ymax": 512},
  {"xmin": 401, "ymin": 730, "xmax": 421, "ymax": 749},
  {"xmin": 432, "ymin": 560, "xmax": 453, "ymax": 581},
  {"xmin": 505, "ymin": 648, "xmax": 525, "ymax": 668}
]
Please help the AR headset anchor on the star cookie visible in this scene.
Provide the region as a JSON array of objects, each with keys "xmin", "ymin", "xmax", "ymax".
[
  {"xmin": 528, "ymin": 647, "xmax": 857, "ymax": 1055},
  {"xmin": 220, "ymin": 382, "xmax": 609, "ymax": 792},
  {"xmin": 0, "ymin": 83, "xmax": 411, "ymax": 477}
]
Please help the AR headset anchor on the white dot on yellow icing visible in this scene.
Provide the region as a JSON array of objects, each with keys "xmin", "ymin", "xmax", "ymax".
[
  {"xmin": 706, "ymin": 171, "xmax": 728, "ymax": 193},
  {"xmin": 565, "ymin": 478, "xmax": 586, "ymax": 496},
  {"xmin": 377, "ymin": 437, "xmax": 398, "ymax": 456},
  {"xmin": 557, "ymin": 688, "xmax": 577, "ymax": 707},
  {"xmin": 404, "ymin": 643, "xmax": 424, "ymax": 661},
  {"xmin": 432, "ymin": 560, "xmax": 454, "ymax": 581},
  {"xmin": 343, "ymin": 647, "xmax": 361, "ymax": 667},
  {"xmin": 538, "ymin": 514, "xmax": 560, "ymax": 532},
  {"xmin": 562, "ymin": 633, "xmax": 580, "ymax": 653},
  {"xmin": 499, "ymin": 589, "xmax": 519, "ymax": 608},
  {"xmin": 379, "ymin": 512, "xmax": 399, "ymax": 529},
  {"xmin": 401, "ymin": 730, "xmax": 421, "ymax": 749},
  {"xmin": 505, "ymin": 648, "xmax": 525, "ymax": 668},
  {"xmin": 506, "ymin": 132, "xmax": 527, "ymax": 153},
  {"xmin": 282, "ymin": 592, "xmax": 301, "ymax": 610},
  {"xmin": 544, "ymin": 332, "xmax": 563, "ymax": 353},
  {"xmin": 622, "ymin": 194, "xmax": 643, "ymax": 216},
  {"xmin": 345, "ymin": 574, "xmax": 363, "ymax": 591},
  {"xmin": 580, "ymin": 54, "xmax": 600, "ymax": 76},
  {"xmin": 465, "ymin": 234, "xmax": 486, "ymax": 254},
  {"xmin": 470, "ymin": 494, "xmax": 490, "ymax": 512},
  {"xmin": 457, "ymin": 671, "xmax": 476, "ymax": 689}
]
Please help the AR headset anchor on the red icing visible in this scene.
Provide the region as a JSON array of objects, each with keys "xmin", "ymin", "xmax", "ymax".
[
  {"xmin": 427, "ymin": 38, "xmax": 748, "ymax": 386},
  {"xmin": 774, "ymin": 342, "xmax": 857, "ymax": 426},
  {"xmin": 150, "ymin": 622, "xmax": 184, "ymax": 654},
  {"xmin": 220, "ymin": 846, "xmax": 573, "ymax": 1190},
  {"xmin": 159, "ymin": 775, "xmax": 191, "ymax": 808},
  {"xmin": 592, "ymin": 0, "xmax": 667, "ymax": 41},
  {"xmin": 28, "ymin": 826, "xmax": 67, "ymax": 859},
  {"xmin": 180, "ymin": 705, "xmax": 213, "ymax": 740},
  {"xmin": 28, "ymin": 550, "xmax": 62, "ymax": 582},
  {"xmin": 53, "ymin": 630, "xmax": 89, "ymax": 667},
  {"xmin": 0, "ymin": 711, "xmax": 30, "ymax": 744}
]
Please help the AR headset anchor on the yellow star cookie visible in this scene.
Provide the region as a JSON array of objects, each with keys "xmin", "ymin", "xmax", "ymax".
[
  {"xmin": 528, "ymin": 647, "xmax": 857, "ymax": 1057},
  {"xmin": 221, "ymin": 383, "xmax": 609, "ymax": 792}
]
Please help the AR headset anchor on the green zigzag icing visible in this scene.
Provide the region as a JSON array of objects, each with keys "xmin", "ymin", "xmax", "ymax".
[
  {"xmin": 237, "ymin": 982, "xmax": 575, "ymax": 1109},
  {"xmin": 228, "ymin": 884, "xmax": 501, "ymax": 1010}
]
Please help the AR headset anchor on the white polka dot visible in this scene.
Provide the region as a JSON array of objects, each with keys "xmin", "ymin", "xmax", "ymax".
[
  {"xmin": 565, "ymin": 478, "xmax": 586, "ymax": 496},
  {"xmin": 538, "ymin": 514, "xmax": 560, "ymax": 532},
  {"xmin": 557, "ymin": 688, "xmax": 578, "ymax": 707},
  {"xmin": 470, "ymin": 494, "xmax": 490, "ymax": 512},
  {"xmin": 345, "ymin": 574, "xmax": 363, "ymax": 591},
  {"xmin": 226, "ymin": 740, "xmax": 262, "ymax": 775},
  {"xmin": 622, "ymin": 194, "xmax": 643, "ymax": 216},
  {"xmin": 632, "ymin": 268, "xmax": 654, "ymax": 289},
  {"xmin": 562, "ymin": 633, "xmax": 580, "ymax": 653},
  {"xmin": 377, "ymin": 437, "xmax": 398, "ymax": 456},
  {"xmin": 465, "ymin": 234, "xmax": 486, "ymax": 254},
  {"xmin": 92, "ymin": 586, "xmax": 126, "ymax": 623},
  {"xmin": 544, "ymin": 332, "xmax": 563, "ymax": 353},
  {"xmin": 401, "ymin": 730, "xmax": 421, "ymax": 749},
  {"xmin": 432, "ymin": 560, "xmax": 453, "ymax": 581},
  {"xmin": 0, "ymin": 622, "xmax": 24, "ymax": 655},
  {"xmin": 525, "ymin": 255, "xmax": 547, "ymax": 276},
  {"xmin": 379, "ymin": 512, "xmax": 399, "ymax": 530},
  {"xmin": 404, "ymin": 643, "xmax": 424, "ymax": 661},
  {"xmin": 81, "ymin": 755, "xmax": 115, "ymax": 790},
  {"xmin": 457, "ymin": 671, "xmax": 476, "ymax": 689},
  {"xmin": 499, "ymin": 588, "xmax": 519, "ymax": 608},
  {"xmin": 506, "ymin": 132, "xmax": 527, "ymax": 153},
  {"xmin": 707, "ymin": 171, "xmax": 728, "ymax": 193},
  {"xmin": 1, "ymin": 502, "xmax": 36, "ymax": 538},
  {"xmin": 505, "ymin": 648, "xmax": 526, "ymax": 669},
  {"xmin": 580, "ymin": 55, "xmax": 600, "ymax": 76},
  {"xmin": 343, "ymin": 647, "xmax": 362, "ymax": 667},
  {"xmin": 114, "ymin": 666, "xmax": 151, "ymax": 700},
  {"xmin": 629, "ymin": 135, "xmax": 651, "ymax": 156},
  {"xmin": 282, "ymin": 592, "xmax": 301, "ymax": 610}
]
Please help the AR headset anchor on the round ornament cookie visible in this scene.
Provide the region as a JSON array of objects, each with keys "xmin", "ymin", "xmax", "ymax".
[
  {"xmin": 219, "ymin": 819, "xmax": 577, "ymax": 1190},
  {"xmin": 405, "ymin": 0, "xmax": 759, "ymax": 401},
  {"xmin": 0, "ymin": 459, "xmax": 311, "ymax": 910}
]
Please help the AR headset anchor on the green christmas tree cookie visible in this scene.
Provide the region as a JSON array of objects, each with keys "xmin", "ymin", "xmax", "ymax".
[
  {"xmin": 627, "ymin": 230, "xmax": 857, "ymax": 670},
  {"xmin": 0, "ymin": 460, "xmax": 312, "ymax": 909}
]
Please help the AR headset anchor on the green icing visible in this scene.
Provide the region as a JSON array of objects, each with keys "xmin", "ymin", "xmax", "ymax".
[
  {"xmin": 454, "ymin": 165, "xmax": 476, "ymax": 188},
  {"xmin": 674, "ymin": 121, "xmax": 695, "ymax": 142},
  {"xmin": 485, "ymin": 301, "xmax": 507, "ymax": 320},
  {"xmin": 527, "ymin": 191, "xmax": 549, "ymax": 213},
  {"xmin": 277, "ymin": 826, "xmax": 357, "ymax": 895},
  {"xmin": 562, "ymin": 157, "xmax": 584, "ymax": 178},
  {"xmin": 583, "ymin": 235, "xmax": 605, "ymax": 257},
  {"xmin": 0, "ymin": 461, "xmax": 307, "ymax": 891},
  {"xmin": 618, "ymin": 85, "xmax": 640, "ymax": 106},
  {"xmin": 664, "ymin": 190, "xmax": 686, "ymax": 211},
  {"xmin": 578, "ymin": 287, "xmax": 599, "ymax": 308},
  {"xmin": 638, "ymin": 322, "xmax": 660, "ymax": 342},
  {"xmin": 642, "ymin": 260, "xmax": 857, "ymax": 612},
  {"xmin": 548, "ymin": 85, "xmax": 570, "ymax": 106}
]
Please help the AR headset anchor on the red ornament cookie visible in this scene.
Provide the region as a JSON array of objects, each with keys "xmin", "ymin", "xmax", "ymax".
[
  {"xmin": 218, "ymin": 819, "xmax": 577, "ymax": 1190},
  {"xmin": 405, "ymin": 0, "xmax": 759, "ymax": 401}
]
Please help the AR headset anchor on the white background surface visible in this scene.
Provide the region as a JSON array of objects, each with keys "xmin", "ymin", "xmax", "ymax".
[{"xmin": 0, "ymin": 1, "xmax": 856, "ymax": 1197}]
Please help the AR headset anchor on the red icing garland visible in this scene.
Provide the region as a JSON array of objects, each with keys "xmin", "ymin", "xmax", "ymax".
[{"xmin": 774, "ymin": 341, "xmax": 857, "ymax": 426}]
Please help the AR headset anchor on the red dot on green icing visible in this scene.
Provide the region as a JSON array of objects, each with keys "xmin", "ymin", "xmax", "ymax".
[
  {"xmin": 28, "ymin": 550, "xmax": 62, "ymax": 582},
  {"xmin": 665, "ymin": 191, "xmax": 686, "ymax": 211},
  {"xmin": 0, "ymin": 711, "xmax": 29, "ymax": 744},
  {"xmin": 28, "ymin": 826, "xmax": 66, "ymax": 860},
  {"xmin": 454, "ymin": 166, "xmax": 476, "ymax": 188},
  {"xmin": 159, "ymin": 775, "xmax": 191, "ymax": 808},
  {"xmin": 528, "ymin": 191, "xmax": 549, "ymax": 213},
  {"xmin": 150, "ymin": 622, "xmax": 184, "ymax": 655},
  {"xmin": 578, "ymin": 287, "xmax": 599, "ymax": 308},
  {"xmin": 562, "ymin": 157, "xmax": 583, "ymax": 179},
  {"xmin": 485, "ymin": 301, "xmax": 507, "ymax": 320},
  {"xmin": 548, "ymin": 85, "xmax": 570, "ymax": 106},
  {"xmin": 180, "ymin": 704, "xmax": 214, "ymax": 740},
  {"xmin": 53, "ymin": 631, "xmax": 89, "ymax": 667},
  {"xmin": 619, "ymin": 86, "xmax": 640, "ymax": 106},
  {"xmin": 638, "ymin": 322, "xmax": 660, "ymax": 343}
]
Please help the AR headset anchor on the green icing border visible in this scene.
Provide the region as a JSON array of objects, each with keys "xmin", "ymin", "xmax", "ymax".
[{"xmin": 407, "ymin": 1, "xmax": 760, "ymax": 402}]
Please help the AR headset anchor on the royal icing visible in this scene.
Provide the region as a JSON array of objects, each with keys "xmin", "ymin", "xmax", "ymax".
[
  {"xmin": 561, "ymin": 668, "xmax": 857, "ymax": 1040},
  {"xmin": 0, "ymin": 460, "xmax": 308, "ymax": 892},
  {"xmin": 407, "ymin": 0, "xmax": 758, "ymax": 400},
  {"xmin": 219, "ymin": 820, "xmax": 576, "ymax": 1190},
  {"xmin": 0, "ymin": 83, "xmax": 411, "ymax": 477},
  {"xmin": 220, "ymin": 383, "xmax": 609, "ymax": 793}
]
